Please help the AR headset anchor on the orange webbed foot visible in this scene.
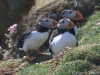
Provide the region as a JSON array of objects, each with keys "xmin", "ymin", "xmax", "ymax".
[
  {"xmin": 36, "ymin": 49, "xmax": 49, "ymax": 55},
  {"xmin": 26, "ymin": 52, "xmax": 36, "ymax": 61},
  {"xmin": 28, "ymin": 57, "xmax": 36, "ymax": 61}
]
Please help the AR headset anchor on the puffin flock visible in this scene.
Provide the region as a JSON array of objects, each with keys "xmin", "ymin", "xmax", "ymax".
[{"xmin": 16, "ymin": 10, "xmax": 83, "ymax": 61}]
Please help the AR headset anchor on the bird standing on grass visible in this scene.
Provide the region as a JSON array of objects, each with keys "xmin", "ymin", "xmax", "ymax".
[
  {"xmin": 49, "ymin": 18, "xmax": 77, "ymax": 59},
  {"xmin": 16, "ymin": 18, "xmax": 57, "ymax": 61}
]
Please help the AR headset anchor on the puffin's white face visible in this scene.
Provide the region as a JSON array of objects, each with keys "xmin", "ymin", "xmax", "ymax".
[
  {"xmin": 39, "ymin": 18, "xmax": 57, "ymax": 28},
  {"xmin": 60, "ymin": 10, "xmax": 83, "ymax": 20},
  {"xmin": 57, "ymin": 18, "xmax": 75, "ymax": 30}
]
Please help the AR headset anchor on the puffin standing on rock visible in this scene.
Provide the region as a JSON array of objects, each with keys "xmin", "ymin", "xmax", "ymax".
[
  {"xmin": 49, "ymin": 18, "xmax": 77, "ymax": 58},
  {"xmin": 16, "ymin": 18, "xmax": 57, "ymax": 61}
]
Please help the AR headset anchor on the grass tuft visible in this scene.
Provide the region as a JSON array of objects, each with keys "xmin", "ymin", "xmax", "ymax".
[{"xmin": 55, "ymin": 60, "xmax": 93, "ymax": 75}]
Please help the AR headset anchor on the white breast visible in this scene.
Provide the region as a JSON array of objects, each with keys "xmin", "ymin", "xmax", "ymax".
[
  {"xmin": 50, "ymin": 32, "xmax": 76, "ymax": 58},
  {"xmin": 23, "ymin": 31, "xmax": 49, "ymax": 52}
]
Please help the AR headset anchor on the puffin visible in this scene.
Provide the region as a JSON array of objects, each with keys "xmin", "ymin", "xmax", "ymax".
[
  {"xmin": 60, "ymin": 9, "xmax": 83, "ymax": 20},
  {"xmin": 49, "ymin": 18, "xmax": 77, "ymax": 58},
  {"xmin": 16, "ymin": 18, "xmax": 57, "ymax": 61}
]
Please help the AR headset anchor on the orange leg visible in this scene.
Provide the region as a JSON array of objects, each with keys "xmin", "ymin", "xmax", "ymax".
[
  {"xmin": 26, "ymin": 52, "xmax": 36, "ymax": 61},
  {"xmin": 36, "ymin": 49, "xmax": 42, "ymax": 54},
  {"xmin": 36, "ymin": 49, "xmax": 48, "ymax": 55}
]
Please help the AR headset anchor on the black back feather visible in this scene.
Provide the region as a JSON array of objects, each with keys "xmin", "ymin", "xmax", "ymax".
[{"xmin": 16, "ymin": 32, "xmax": 31, "ymax": 48}]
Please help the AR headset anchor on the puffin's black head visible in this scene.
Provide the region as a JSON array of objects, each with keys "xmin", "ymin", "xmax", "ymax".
[{"xmin": 60, "ymin": 16, "xmax": 63, "ymax": 19}]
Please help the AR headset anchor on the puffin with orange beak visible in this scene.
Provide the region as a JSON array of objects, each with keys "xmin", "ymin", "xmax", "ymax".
[
  {"xmin": 49, "ymin": 18, "xmax": 77, "ymax": 59},
  {"xmin": 60, "ymin": 9, "xmax": 83, "ymax": 20},
  {"xmin": 16, "ymin": 18, "xmax": 57, "ymax": 61}
]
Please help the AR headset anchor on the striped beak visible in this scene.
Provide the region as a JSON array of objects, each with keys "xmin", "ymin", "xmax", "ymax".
[
  {"xmin": 67, "ymin": 24, "xmax": 69, "ymax": 29},
  {"xmin": 70, "ymin": 21, "xmax": 75, "ymax": 28},
  {"xmin": 74, "ymin": 15, "xmax": 76, "ymax": 19},
  {"xmin": 75, "ymin": 11, "xmax": 83, "ymax": 20},
  {"xmin": 53, "ymin": 20, "xmax": 58, "ymax": 27},
  {"xmin": 51, "ymin": 20, "xmax": 58, "ymax": 28}
]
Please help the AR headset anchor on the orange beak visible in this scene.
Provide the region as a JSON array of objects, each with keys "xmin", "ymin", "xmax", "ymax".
[
  {"xmin": 67, "ymin": 25, "xmax": 69, "ymax": 27},
  {"xmin": 51, "ymin": 23, "xmax": 53, "ymax": 25},
  {"xmin": 70, "ymin": 21, "xmax": 75, "ymax": 28},
  {"xmin": 53, "ymin": 20, "xmax": 58, "ymax": 27},
  {"xmin": 74, "ymin": 15, "xmax": 76, "ymax": 19},
  {"xmin": 75, "ymin": 11, "xmax": 83, "ymax": 20}
]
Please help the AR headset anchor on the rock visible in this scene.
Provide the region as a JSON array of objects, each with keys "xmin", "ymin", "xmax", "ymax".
[
  {"xmin": 0, "ymin": 0, "xmax": 35, "ymax": 49},
  {"xmin": 0, "ymin": 0, "xmax": 28, "ymax": 34},
  {"xmin": 0, "ymin": 53, "xmax": 3, "ymax": 60}
]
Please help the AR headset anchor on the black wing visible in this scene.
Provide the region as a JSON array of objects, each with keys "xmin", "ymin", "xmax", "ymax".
[
  {"xmin": 16, "ymin": 27, "xmax": 37, "ymax": 48},
  {"xmin": 49, "ymin": 28, "xmax": 69, "ymax": 44},
  {"xmin": 69, "ymin": 28, "xmax": 75, "ymax": 36},
  {"xmin": 49, "ymin": 29, "xmax": 59, "ymax": 44},
  {"xmin": 16, "ymin": 32, "xmax": 31, "ymax": 48}
]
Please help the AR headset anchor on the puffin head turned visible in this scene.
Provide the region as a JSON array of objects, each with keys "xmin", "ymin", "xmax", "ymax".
[
  {"xmin": 60, "ymin": 10, "xmax": 83, "ymax": 20},
  {"xmin": 38, "ymin": 18, "xmax": 57, "ymax": 28},
  {"xmin": 57, "ymin": 18, "xmax": 75, "ymax": 30}
]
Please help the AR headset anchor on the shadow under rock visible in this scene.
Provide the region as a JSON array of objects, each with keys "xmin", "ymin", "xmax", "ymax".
[{"xmin": 34, "ymin": 54, "xmax": 53, "ymax": 63}]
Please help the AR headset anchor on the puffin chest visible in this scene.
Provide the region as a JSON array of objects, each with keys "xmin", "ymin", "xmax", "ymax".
[
  {"xmin": 50, "ymin": 32, "xmax": 76, "ymax": 57},
  {"xmin": 51, "ymin": 32, "xmax": 76, "ymax": 49},
  {"xmin": 23, "ymin": 31, "xmax": 49, "ymax": 50}
]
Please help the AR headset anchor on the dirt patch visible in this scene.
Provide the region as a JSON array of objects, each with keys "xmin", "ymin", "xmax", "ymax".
[{"xmin": 0, "ymin": 62, "xmax": 26, "ymax": 75}]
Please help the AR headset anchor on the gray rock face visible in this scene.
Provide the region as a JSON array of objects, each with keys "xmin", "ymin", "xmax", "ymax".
[
  {"xmin": 6, "ymin": 0, "xmax": 27, "ymax": 12},
  {"xmin": 0, "ymin": 0, "xmax": 35, "ymax": 48},
  {"xmin": 0, "ymin": 0, "xmax": 27, "ymax": 33}
]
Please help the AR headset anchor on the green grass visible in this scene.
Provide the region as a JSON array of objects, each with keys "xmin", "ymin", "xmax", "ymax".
[
  {"xmin": 76, "ymin": 11, "xmax": 100, "ymax": 45},
  {"xmin": 18, "ymin": 62, "xmax": 54, "ymax": 75},
  {"xmin": 62, "ymin": 47, "xmax": 100, "ymax": 64},
  {"xmin": 55, "ymin": 60, "xmax": 93, "ymax": 75}
]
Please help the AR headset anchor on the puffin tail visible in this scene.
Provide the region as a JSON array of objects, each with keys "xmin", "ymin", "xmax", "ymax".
[{"xmin": 13, "ymin": 42, "xmax": 23, "ymax": 50}]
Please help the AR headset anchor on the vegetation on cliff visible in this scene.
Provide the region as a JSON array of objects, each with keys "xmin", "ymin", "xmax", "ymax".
[{"xmin": 0, "ymin": 0, "xmax": 100, "ymax": 75}]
